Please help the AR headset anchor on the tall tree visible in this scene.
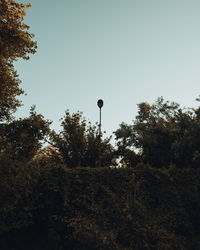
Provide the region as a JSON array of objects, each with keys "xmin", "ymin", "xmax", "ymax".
[
  {"xmin": 0, "ymin": 1, "xmax": 49, "ymax": 164},
  {"xmin": 0, "ymin": 0, "xmax": 36, "ymax": 121}
]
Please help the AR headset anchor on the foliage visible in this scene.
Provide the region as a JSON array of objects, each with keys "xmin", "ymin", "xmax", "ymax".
[
  {"xmin": 115, "ymin": 122, "xmax": 141, "ymax": 167},
  {"xmin": 1, "ymin": 164, "xmax": 200, "ymax": 250},
  {"xmin": 51, "ymin": 111, "xmax": 115, "ymax": 168},
  {"xmin": 115, "ymin": 97, "xmax": 200, "ymax": 168},
  {"xmin": 0, "ymin": 107, "xmax": 50, "ymax": 164},
  {"xmin": 0, "ymin": 0, "xmax": 36, "ymax": 121}
]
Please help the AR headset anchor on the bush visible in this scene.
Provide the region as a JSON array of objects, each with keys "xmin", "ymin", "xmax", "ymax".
[{"xmin": 0, "ymin": 163, "xmax": 199, "ymax": 249}]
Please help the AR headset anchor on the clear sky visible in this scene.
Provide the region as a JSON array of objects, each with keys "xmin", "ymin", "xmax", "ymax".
[{"xmin": 15, "ymin": 0, "xmax": 200, "ymax": 139}]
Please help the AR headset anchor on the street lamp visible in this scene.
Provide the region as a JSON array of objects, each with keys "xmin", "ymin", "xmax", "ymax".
[{"xmin": 97, "ymin": 99, "xmax": 103, "ymax": 167}]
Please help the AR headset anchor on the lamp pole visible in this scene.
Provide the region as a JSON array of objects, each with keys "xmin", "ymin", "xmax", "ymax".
[{"xmin": 97, "ymin": 99, "xmax": 103, "ymax": 167}]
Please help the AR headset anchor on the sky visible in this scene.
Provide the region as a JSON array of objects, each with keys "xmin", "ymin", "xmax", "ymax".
[{"xmin": 15, "ymin": 0, "xmax": 200, "ymax": 140}]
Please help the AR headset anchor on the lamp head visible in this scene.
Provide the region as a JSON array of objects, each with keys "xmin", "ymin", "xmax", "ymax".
[{"xmin": 97, "ymin": 99, "xmax": 104, "ymax": 109}]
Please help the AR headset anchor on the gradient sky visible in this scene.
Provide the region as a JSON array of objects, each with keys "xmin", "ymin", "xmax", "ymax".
[{"xmin": 15, "ymin": 0, "xmax": 200, "ymax": 139}]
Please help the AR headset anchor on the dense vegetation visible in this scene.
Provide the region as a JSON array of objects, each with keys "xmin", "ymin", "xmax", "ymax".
[
  {"xmin": 1, "ymin": 165, "xmax": 200, "ymax": 250},
  {"xmin": 1, "ymin": 1, "xmax": 200, "ymax": 249}
]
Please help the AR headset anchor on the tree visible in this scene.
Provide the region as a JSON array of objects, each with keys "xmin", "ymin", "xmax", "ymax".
[
  {"xmin": 115, "ymin": 97, "xmax": 200, "ymax": 168},
  {"xmin": 0, "ymin": 107, "xmax": 50, "ymax": 164},
  {"xmin": 51, "ymin": 111, "xmax": 114, "ymax": 168},
  {"xmin": 0, "ymin": 1, "xmax": 45, "ymax": 165},
  {"xmin": 0, "ymin": 0, "xmax": 36, "ymax": 121},
  {"xmin": 132, "ymin": 97, "xmax": 180, "ymax": 167}
]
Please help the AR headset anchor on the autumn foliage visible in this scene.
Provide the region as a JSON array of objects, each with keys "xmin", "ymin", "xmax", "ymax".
[{"xmin": 0, "ymin": 0, "xmax": 36, "ymax": 121}]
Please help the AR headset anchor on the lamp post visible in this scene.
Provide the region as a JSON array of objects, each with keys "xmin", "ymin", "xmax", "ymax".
[{"xmin": 97, "ymin": 99, "xmax": 103, "ymax": 167}]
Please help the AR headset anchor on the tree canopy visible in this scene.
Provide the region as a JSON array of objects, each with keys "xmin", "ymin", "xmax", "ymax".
[
  {"xmin": 50, "ymin": 111, "xmax": 115, "ymax": 168},
  {"xmin": 115, "ymin": 97, "xmax": 200, "ymax": 168},
  {"xmin": 0, "ymin": 0, "xmax": 36, "ymax": 121}
]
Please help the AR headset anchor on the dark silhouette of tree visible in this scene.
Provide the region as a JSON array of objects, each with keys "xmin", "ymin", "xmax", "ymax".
[
  {"xmin": 0, "ymin": 107, "xmax": 50, "ymax": 164},
  {"xmin": 51, "ymin": 111, "xmax": 115, "ymax": 168},
  {"xmin": 115, "ymin": 97, "xmax": 200, "ymax": 168}
]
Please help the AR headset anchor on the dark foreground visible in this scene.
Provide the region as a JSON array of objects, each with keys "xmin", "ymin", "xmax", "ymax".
[{"xmin": 0, "ymin": 164, "xmax": 200, "ymax": 250}]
